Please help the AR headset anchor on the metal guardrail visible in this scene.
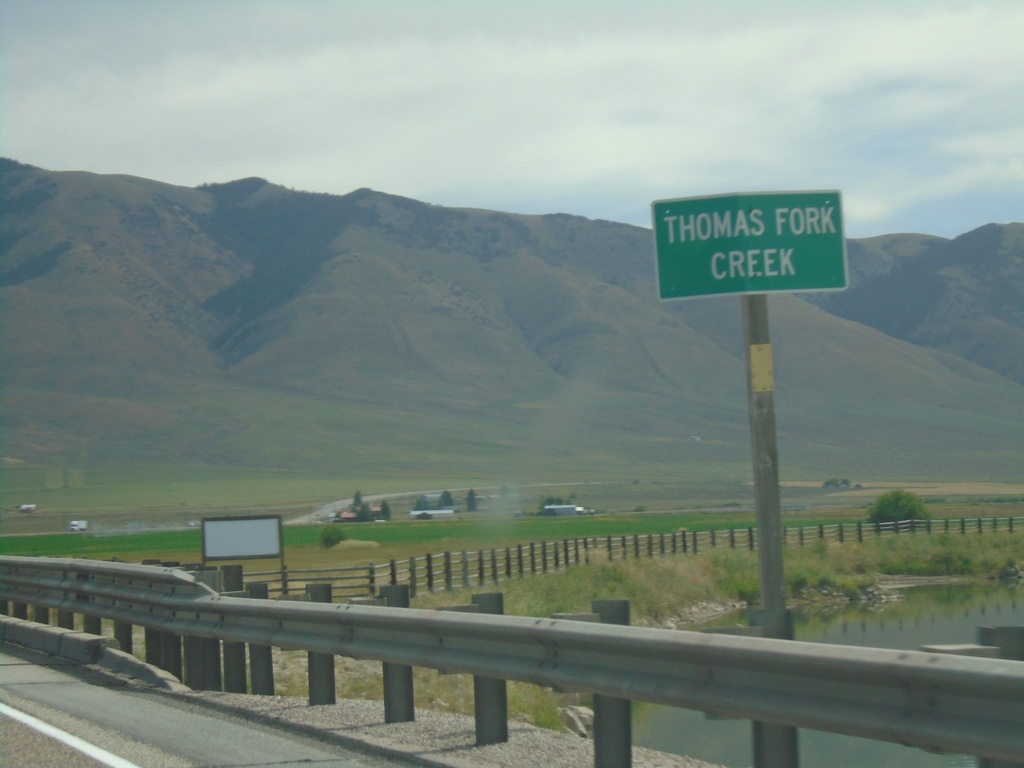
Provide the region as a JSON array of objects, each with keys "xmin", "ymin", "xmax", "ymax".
[{"xmin": 1, "ymin": 555, "xmax": 1023, "ymax": 766}]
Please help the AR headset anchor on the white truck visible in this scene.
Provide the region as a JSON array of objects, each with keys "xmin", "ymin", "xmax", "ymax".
[{"xmin": 68, "ymin": 520, "xmax": 88, "ymax": 532}]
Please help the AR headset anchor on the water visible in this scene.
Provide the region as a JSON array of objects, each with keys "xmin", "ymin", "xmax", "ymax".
[{"xmin": 632, "ymin": 584, "xmax": 1022, "ymax": 768}]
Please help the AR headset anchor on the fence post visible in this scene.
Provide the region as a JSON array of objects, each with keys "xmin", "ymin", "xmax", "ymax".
[
  {"xmin": 444, "ymin": 551, "xmax": 453, "ymax": 590},
  {"xmin": 607, "ymin": 535, "xmax": 614, "ymax": 560},
  {"xmin": 221, "ymin": 564, "xmax": 247, "ymax": 693},
  {"xmin": 245, "ymin": 582, "xmax": 275, "ymax": 695},
  {"xmin": 306, "ymin": 583, "xmax": 335, "ymax": 706},
  {"xmin": 838, "ymin": 524, "xmax": 844, "ymax": 544},
  {"xmin": 409, "ymin": 556, "xmax": 418, "ymax": 597},
  {"xmin": 379, "ymin": 585, "xmax": 415, "ymax": 723},
  {"xmin": 542, "ymin": 542, "xmax": 549, "ymax": 573},
  {"xmin": 692, "ymin": 531, "xmax": 698, "ymax": 555},
  {"xmin": 592, "ymin": 599, "xmax": 632, "ymax": 768},
  {"xmin": 462, "ymin": 551, "xmax": 470, "ymax": 587},
  {"xmin": 471, "ymin": 592, "xmax": 508, "ymax": 746},
  {"xmin": 427, "ymin": 553, "xmax": 435, "ymax": 592},
  {"xmin": 748, "ymin": 527, "xmax": 755, "ymax": 551},
  {"xmin": 517, "ymin": 544, "xmax": 524, "ymax": 577},
  {"xmin": 478, "ymin": 550, "xmax": 486, "ymax": 585}
]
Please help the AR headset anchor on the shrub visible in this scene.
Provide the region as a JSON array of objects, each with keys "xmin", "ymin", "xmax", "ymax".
[
  {"xmin": 320, "ymin": 525, "xmax": 346, "ymax": 548},
  {"xmin": 867, "ymin": 489, "xmax": 930, "ymax": 524}
]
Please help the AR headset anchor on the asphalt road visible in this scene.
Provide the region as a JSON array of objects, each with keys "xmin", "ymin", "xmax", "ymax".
[{"xmin": 0, "ymin": 644, "xmax": 410, "ymax": 768}]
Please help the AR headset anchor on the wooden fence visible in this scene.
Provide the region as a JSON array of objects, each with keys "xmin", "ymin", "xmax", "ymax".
[{"xmin": 244, "ymin": 516, "xmax": 1022, "ymax": 598}]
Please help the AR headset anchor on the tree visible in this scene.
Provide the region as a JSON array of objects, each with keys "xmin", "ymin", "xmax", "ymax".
[
  {"xmin": 350, "ymin": 490, "xmax": 371, "ymax": 522},
  {"xmin": 466, "ymin": 488, "xmax": 478, "ymax": 512},
  {"xmin": 867, "ymin": 489, "xmax": 930, "ymax": 524},
  {"xmin": 439, "ymin": 490, "xmax": 454, "ymax": 509},
  {"xmin": 320, "ymin": 525, "xmax": 346, "ymax": 548},
  {"xmin": 379, "ymin": 500, "xmax": 391, "ymax": 520}
]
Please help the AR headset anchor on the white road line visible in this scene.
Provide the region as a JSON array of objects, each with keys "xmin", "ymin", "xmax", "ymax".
[{"xmin": 0, "ymin": 701, "xmax": 142, "ymax": 768}]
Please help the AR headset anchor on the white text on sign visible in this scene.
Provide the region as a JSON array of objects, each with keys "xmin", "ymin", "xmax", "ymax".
[{"xmin": 661, "ymin": 205, "xmax": 837, "ymax": 244}]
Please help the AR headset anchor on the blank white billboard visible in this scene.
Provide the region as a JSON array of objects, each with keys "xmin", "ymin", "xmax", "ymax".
[{"xmin": 202, "ymin": 515, "xmax": 282, "ymax": 561}]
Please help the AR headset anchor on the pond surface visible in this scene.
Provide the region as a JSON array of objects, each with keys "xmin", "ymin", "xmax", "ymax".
[{"xmin": 633, "ymin": 583, "xmax": 1022, "ymax": 768}]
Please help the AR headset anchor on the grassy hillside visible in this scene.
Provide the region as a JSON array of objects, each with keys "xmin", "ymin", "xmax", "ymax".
[{"xmin": 1, "ymin": 162, "xmax": 1022, "ymax": 505}]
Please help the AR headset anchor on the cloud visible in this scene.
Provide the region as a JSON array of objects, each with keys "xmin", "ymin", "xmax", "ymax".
[{"xmin": 2, "ymin": 0, "xmax": 1022, "ymax": 237}]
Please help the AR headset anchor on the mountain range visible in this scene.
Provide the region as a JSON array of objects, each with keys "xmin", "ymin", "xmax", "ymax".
[{"xmin": 1, "ymin": 158, "xmax": 1021, "ymax": 485}]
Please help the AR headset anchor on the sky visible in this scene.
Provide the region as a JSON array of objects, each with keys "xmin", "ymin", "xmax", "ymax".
[{"xmin": 2, "ymin": 0, "xmax": 1022, "ymax": 239}]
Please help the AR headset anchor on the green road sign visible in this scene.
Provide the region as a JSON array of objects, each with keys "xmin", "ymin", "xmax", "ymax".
[{"xmin": 652, "ymin": 190, "xmax": 847, "ymax": 300}]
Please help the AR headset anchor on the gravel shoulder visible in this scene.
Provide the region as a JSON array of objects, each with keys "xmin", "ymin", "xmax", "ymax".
[{"xmin": 165, "ymin": 689, "xmax": 725, "ymax": 768}]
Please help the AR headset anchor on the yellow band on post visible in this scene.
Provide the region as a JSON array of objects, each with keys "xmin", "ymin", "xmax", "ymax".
[{"xmin": 749, "ymin": 344, "xmax": 775, "ymax": 392}]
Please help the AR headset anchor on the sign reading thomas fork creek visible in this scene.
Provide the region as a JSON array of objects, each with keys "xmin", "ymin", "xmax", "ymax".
[
  {"xmin": 652, "ymin": 190, "xmax": 847, "ymax": 299},
  {"xmin": 651, "ymin": 189, "xmax": 850, "ymax": 767}
]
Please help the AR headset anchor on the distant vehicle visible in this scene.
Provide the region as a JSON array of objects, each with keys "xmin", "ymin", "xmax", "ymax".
[
  {"xmin": 17, "ymin": 504, "xmax": 37, "ymax": 513},
  {"xmin": 68, "ymin": 520, "xmax": 88, "ymax": 532},
  {"xmin": 410, "ymin": 508, "xmax": 455, "ymax": 520},
  {"xmin": 542, "ymin": 504, "xmax": 585, "ymax": 516}
]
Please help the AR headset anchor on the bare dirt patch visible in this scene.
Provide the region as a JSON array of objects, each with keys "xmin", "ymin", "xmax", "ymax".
[{"xmin": 783, "ymin": 481, "xmax": 1024, "ymax": 499}]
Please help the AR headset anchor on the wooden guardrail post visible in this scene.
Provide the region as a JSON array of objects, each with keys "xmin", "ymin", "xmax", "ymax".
[
  {"xmin": 161, "ymin": 631, "xmax": 183, "ymax": 682},
  {"xmin": 83, "ymin": 614, "xmax": 102, "ymax": 636},
  {"xmin": 592, "ymin": 599, "xmax": 631, "ymax": 768},
  {"xmin": 113, "ymin": 619, "xmax": 132, "ymax": 652},
  {"xmin": 191, "ymin": 567, "xmax": 223, "ymax": 691},
  {"xmin": 221, "ymin": 564, "xmax": 247, "ymax": 693},
  {"xmin": 471, "ymin": 592, "xmax": 509, "ymax": 746},
  {"xmin": 978, "ymin": 626, "xmax": 1024, "ymax": 661},
  {"xmin": 245, "ymin": 582, "xmax": 274, "ymax": 695},
  {"xmin": 379, "ymin": 585, "xmax": 415, "ymax": 723},
  {"xmin": 306, "ymin": 583, "xmax": 335, "ymax": 705}
]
